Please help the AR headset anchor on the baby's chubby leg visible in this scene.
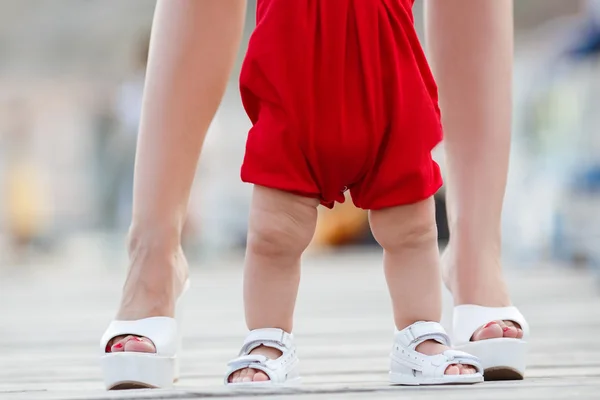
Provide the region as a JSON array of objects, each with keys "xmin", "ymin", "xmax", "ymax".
[
  {"xmin": 229, "ymin": 185, "xmax": 319, "ymax": 384},
  {"xmin": 244, "ymin": 186, "xmax": 319, "ymax": 332},
  {"xmin": 369, "ymin": 197, "xmax": 475, "ymax": 375}
]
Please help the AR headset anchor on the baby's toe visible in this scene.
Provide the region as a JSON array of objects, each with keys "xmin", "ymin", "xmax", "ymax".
[
  {"xmin": 241, "ymin": 368, "xmax": 254, "ymax": 383},
  {"xmin": 229, "ymin": 371, "xmax": 240, "ymax": 383},
  {"xmin": 253, "ymin": 371, "xmax": 270, "ymax": 382},
  {"xmin": 460, "ymin": 365, "xmax": 477, "ymax": 375},
  {"xmin": 445, "ymin": 364, "xmax": 460, "ymax": 375}
]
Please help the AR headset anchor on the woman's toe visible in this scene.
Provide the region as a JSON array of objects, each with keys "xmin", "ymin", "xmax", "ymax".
[
  {"xmin": 502, "ymin": 326, "xmax": 519, "ymax": 338},
  {"xmin": 503, "ymin": 321, "xmax": 523, "ymax": 338},
  {"xmin": 516, "ymin": 328, "xmax": 524, "ymax": 339},
  {"xmin": 109, "ymin": 337, "xmax": 128, "ymax": 352},
  {"xmin": 471, "ymin": 321, "xmax": 504, "ymax": 341},
  {"xmin": 122, "ymin": 336, "xmax": 156, "ymax": 353}
]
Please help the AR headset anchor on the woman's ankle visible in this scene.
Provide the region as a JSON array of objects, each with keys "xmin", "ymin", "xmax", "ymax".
[
  {"xmin": 442, "ymin": 244, "xmax": 510, "ymax": 306},
  {"xmin": 116, "ymin": 224, "xmax": 189, "ymax": 318},
  {"xmin": 127, "ymin": 223, "xmax": 182, "ymax": 255},
  {"xmin": 444, "ymin": 230, "xmax": 502, "ymax": 270},
  {"xmin": 117, "ymin": 249, "xmax": 189, "ymax": 320}
]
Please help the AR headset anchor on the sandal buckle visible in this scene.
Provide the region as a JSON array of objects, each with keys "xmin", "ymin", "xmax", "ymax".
[
  {"xmin": 406, "ymin": 325, "xmax": 416, "ymax": 342},
  {"xmin": 398, "ymin": 325, "xmax": 416, "ymax": 347}
]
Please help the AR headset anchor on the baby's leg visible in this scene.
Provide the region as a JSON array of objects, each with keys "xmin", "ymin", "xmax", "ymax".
[
  {"xmin": 369, "ymin": 197, "xmax": 475, "ymax": 375},
  {"xmin": 229, "ymin": 185, "xmax": 319, "ymax": 383}
]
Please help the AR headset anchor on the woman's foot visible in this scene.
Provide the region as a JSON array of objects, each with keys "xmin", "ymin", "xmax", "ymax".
[
  {"xmin": 441, "ymin": 244, "xmax": 523, "ymax": 341},
  {"xmin": 471, "ymin": 320, "xmax": 523, "ymax": 341},
  {"xmin": 228, "ymin": 345, "xmax": 282, "ymax": 383},
  {"xmin": 105, "ymin": 233, "xmax": 189, "ymax": 354}
]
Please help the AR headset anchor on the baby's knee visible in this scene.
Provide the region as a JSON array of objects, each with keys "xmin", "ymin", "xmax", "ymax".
[
  {"xmin": 369, "ymin": 198, "xmax": 438, "ymax": 252},
  {"xmin": 247, "ymin": 208, "xmax": 316, "ymax": 258}
]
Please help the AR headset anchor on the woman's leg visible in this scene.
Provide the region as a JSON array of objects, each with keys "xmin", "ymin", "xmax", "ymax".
[
  {"xmin": 108, "ymin": 0, "xmax": 247, "ymax": 353},
  {"xmin": 424, "ymin": 0, "xmax": 522, "ymax": 339}
]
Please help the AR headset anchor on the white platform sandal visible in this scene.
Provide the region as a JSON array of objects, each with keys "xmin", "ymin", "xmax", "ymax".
[
  {"xmin": 389, "ymin": 321, "xmax": 483, "ymax": 385},
  {"xmin": 225, "ymin": 328, "xmax": 301, "ymax": 387},
  {"xmin": 100, "ymin": 280, "xmax": 190, "ymax": 390},
  {"xmin": 453, "ymin": 305, "xmax": 530, "ymax": 381}
]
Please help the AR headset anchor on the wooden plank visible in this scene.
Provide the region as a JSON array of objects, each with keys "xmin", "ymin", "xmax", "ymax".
[{"xmin": 1, "ymin": 250, "xmax": 599, "ymax": 399}]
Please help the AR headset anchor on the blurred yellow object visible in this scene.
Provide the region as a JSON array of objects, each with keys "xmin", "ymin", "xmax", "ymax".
[
  {"xmin": 6, "ymin": 161, "xmax": 44, "ymax": 241},
  {"xmin": 311, "ymin": 193, "xmax": 368, "ymax": 248}
]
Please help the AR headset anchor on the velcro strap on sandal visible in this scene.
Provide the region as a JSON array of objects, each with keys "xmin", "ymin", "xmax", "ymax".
[
  {"xmin": 227, "ymin": 354, "xmax": 268, "ymax": 368},
  {"xmin": 225, "ymin": 354, "xmax": 276, "ymax": 383},
  {"xmin": 395, "ymin": 321, "xmax": 450, "ymax": 350},
  {"xmin": 442, "ymin": 350, "xmax": 482, "ymax": 371},
  {"xmin": 427, "ymin": 350, "xmax": 484, "ymax": 377},
  {"xmin": 240, "ymin": 328, "xmax": 293, "ymax": 355}
]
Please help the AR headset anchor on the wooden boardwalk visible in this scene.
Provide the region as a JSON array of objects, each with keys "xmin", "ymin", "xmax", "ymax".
[{"xmin": 1, "ymin": 250, "xmax": 599, "ymax": 399}]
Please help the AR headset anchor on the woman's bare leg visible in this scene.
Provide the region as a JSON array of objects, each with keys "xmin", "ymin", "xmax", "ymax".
[
  {"xmin": 424, "ymin": 0, "xmax": 522, "ymax": 340},
  {"xmin": 108, "ymin": 0, "xmax": 247, "ymax": 353}
]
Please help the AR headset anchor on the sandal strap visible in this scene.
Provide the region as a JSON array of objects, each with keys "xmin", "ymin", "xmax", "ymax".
[
  {"xmin": 227, "ymin": 354, "xmax": 269, "ymax": 368},
  {"xmin": 395, "ymin": 321, "xmax": 450, "ymax": 350},
  {"xmin": 240, "ymin": 328, "xmax": 294, "ymax": 355},
  {"xmin": 442, "ymin": 349, "xmax": 482, "ymax": 368},
  {"xmin": 420, "ymin": 351, "xmax": 483, "ymax": 377},
  {"xmin": 226, "ymin": 355, "xmax": 277, "ymax": 382},
  {"xmin": 453, "ymin": 305, "xmax": 529, "ymax": 345}
]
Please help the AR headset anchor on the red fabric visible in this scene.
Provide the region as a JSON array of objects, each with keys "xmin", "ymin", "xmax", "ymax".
[{"xmin": 240, "ymin": 0, "xmax": 442, "ymax": 209}]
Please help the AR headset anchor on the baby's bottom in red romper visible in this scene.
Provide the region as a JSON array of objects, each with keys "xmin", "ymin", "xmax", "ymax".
[{"xmin": 240, "ymin": 0, "xmax": 443, "ymax": 210}]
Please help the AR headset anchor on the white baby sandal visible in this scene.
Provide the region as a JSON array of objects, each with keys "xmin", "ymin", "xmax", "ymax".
[
  {"xmin": 225, "ymin": 328, "xmax": 301, "ymax": 387},
  {"xmin": 389, "ymin": 321, "xmax": 484, "ymax": 385}
]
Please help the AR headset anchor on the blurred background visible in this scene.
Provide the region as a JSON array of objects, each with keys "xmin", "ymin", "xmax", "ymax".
[{"xmin": 1, "ymin": 0, "xmax": 600, "ymax": 272}]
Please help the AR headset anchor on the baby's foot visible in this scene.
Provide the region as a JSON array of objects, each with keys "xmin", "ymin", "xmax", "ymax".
[
  {"xmin": 228, "ymin": 345, "xmax": 282, "ymax": 383},
  {"xmin": 416, "ymin": 340, "xmax": 477, "ymax": 375}
]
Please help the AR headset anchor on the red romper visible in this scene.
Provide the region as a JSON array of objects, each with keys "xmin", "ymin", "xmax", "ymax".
[{"xmin": 240, "ymin": 0, "xmax": 443, "ymax": 210}]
